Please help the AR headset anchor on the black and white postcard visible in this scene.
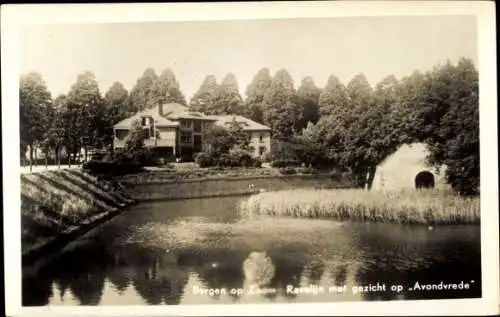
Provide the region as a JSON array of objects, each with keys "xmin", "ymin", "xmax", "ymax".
[{"xmin": 2, "ymin": 1, "xmax": 498, "ymax": 316}]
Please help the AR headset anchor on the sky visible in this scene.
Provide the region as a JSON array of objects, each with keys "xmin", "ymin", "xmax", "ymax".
[{"xmin": 19, "ymin": 15, "xmax": 477, "ymax": 101}]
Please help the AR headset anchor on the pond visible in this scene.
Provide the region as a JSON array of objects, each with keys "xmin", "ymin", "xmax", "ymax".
[{"xmin": 22, "ymin": 184, "xmax": 481, "ymax": 306}]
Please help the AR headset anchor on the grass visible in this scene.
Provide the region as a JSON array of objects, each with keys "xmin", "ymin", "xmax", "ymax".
[
  {"xmin": 115, "ymin": 165, "xmax": 336, "ymax": 185},
  {"xmin": 21, "ymin": 170, "xmax": 133, "ymax": 256},
  {"xmin": 238, "ymin": 188, "xmax": 480, "ymax": 225},
  {"xmin": 117, "ymin": 167, "xmax": 280, "ymax": 184}
]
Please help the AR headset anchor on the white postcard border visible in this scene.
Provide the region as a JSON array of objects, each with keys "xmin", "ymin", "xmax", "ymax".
[{"xmin": 2, "ymin": 1, "xmax": 498, "ymax": 316}]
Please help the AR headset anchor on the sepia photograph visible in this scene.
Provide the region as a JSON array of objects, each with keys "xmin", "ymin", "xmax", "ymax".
[{"xmin": 2, "ymin": 1, "xmax": 498, "ymax": 316}]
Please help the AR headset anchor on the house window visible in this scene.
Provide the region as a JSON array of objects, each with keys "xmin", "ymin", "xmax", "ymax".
[
  {"xmin": 181, "ymin": 132, "xmax": 192, "ymax": 144},
  {"xmin": 194, "ymin": 135, "xmax": 202, "ymax": 147},
  {"xmin": 181, "ymin": 120, "xmax": 192, "ymax": 129},
  {"xmin": 193, "ymin": 121, "xmax": 202, "ymax": 133},
  {"xmin": 115, "ymin": 129, "xmax": 129, "ymax": 140},
  {"xmin": 259, "ymin": 133, "xmax": 265, "ymax": 143},
  {"xmin": 259, "ymin": 146, "xmax": 266, "ymax": 156}
]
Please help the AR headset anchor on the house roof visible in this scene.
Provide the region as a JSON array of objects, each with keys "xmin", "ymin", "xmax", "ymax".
[
  {"xmin": 209, "ymin": 115, "xmax": 271, "ymax": 132},
  {"xmin": 113, "ymin": 103, "xmax": 216, "ymax": 129},
  {"xmin": 160, "ymin": 103, "xmax": 217, "ymax": 121},
  {"xmin": 113, "ymin": 107, "xmax": 179, "ymax": 129}
]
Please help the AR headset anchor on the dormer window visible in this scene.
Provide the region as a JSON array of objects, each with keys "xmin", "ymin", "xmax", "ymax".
[{"xmin": 141, "ymin": 116, "xmax": 153, "ymax": 126}]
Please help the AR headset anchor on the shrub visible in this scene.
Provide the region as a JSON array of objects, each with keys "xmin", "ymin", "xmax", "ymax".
[
  {"xmin": 229, "ymin": 147, "xmax": 255, "ymax": 168},
  {"xmin": 329, "ymin": 168, "xmax": 343, "ymax": 181},
  {"xmin": 271, "ymin": 159, "xmax": 301, "ymax": 168},
  {"xmin": 181, "ymin": 153, "xmax": 194, "ymax": 162},
  {"xmin": 261, "ymin": 151, "xmax": 273, "ymax": 163},
  {"xmin": 194, "ymin": 147, "xmax": 262, "ymax": 168},
  {"xmin": 195, "ymin": 152, "xmax": 214, "ymax": 168},
  {"xmin": 216, "ymin": 153, "xmax": 232, "ymax": 168},
  {"xmin": 252, "ymin": 157, "xmax": 262, "ymax": 168},
  {"xmin": 297, "ymin": 167, "xmax": 317, "ymax": 175},
  {"xmin": 279, "ymin": 167, "xmax": 296, "ymax": 175}
]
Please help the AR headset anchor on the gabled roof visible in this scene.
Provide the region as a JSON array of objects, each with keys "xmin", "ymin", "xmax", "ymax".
[
  {"xmin": 160, "ymin": 103, "xmax": 217, "ymax": 121},
  {"xmin": 113, "ymin": 107, "xmax": 179, "ymax": 129},
  {"xmin": 114, "ymin": 103, "xmax": 216, "ymax": 129},
  {"xmin": 209, "ymin": 115, "xmax": 271, "ymax": 132}
]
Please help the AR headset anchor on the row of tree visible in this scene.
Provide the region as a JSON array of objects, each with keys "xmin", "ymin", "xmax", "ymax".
[
  {"xmin": 18, "ymin": 66, "xmax": 329, "ymax": 167},
  {"xmin": 20, "ymin": 58, "xmax": 479, "ymax": 195},
  {"xmin": 285, "ymin": 58, "xmax": 479, "ymax": 195},
  {"xmin": 21, "ymin": 72, "xmax": 112, "ymax": 168}
]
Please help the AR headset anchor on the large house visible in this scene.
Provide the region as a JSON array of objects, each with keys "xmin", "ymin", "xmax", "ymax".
[{"xmin": 113, "ymin": 103, "xmax": 272, "ymax": 161}]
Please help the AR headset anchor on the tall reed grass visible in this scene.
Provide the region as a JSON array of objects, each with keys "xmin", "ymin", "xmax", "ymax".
[{"xmin": 239, "ymin": 188, "xmax": 480, "ymax": 225}]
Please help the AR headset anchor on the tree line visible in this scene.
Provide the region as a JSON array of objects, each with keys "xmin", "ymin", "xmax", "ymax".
[{"xmin": 20, "ymin": 57, "xmax": 479, "ymax": 195}]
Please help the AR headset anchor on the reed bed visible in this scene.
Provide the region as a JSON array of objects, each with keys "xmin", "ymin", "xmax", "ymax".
[{"xmin": 238, "ymin": 188, "xmax": 480, "ymax": 225}]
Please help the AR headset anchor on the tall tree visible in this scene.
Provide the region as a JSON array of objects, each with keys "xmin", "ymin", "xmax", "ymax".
[
  {"xmin": 261, "ymin": 69, "xmax": 301, "ymax": 139},
  {"xmin": 346, "ymin": 73, "xmax": 373, "ymax": 108},
  {"xmin": 103, "ymin": 82, "xmax": 132, "ymax": 146},
  {"xmin": 189, "ymin": 75, "xmax": 218, "ymax": 113},
  {"xmin": 149, "ymin": 69, "xmax": 186, "ymax": 107},
  {"xmin": 243, "ymin": 68, "xmax": 272, "ymax": 123},
  {"xmin": 66, "ymin": 71, "xmax": 105, "ymax": 161},
  {"xmin": 371, "ymin": 75, "xmax": 402, "ymax": 155},
  {"xmin": 19, "ymin": 72, "xmax": 52, "ymax": 171},
  {"xmin": 293, "ymin": 121, "xmax": 328, "ymax": 166},
  {"xmin": 395, "ymin": 70, "xmax": 429, "ymax": 143},
  {"xmin": 39, "ymin": 101, "xmax": 56, "ymax": 168},
  {"xmin": 129, "ymin": 68, "xmax": 158, "ymax": 111},
  {"xmin": 318, "ymin": 75, "xmax": 350, "ymax": 117},
  {"xmin": 309, "ymin": 74, "xmax": 376, "ymax": 187},
  {"xmin": 208, "ymin": 73, "xmax": 243, "ymax": 115},
  {"xmin": 311, "ymin": 75, "xmax": 351, "ymax": 167},
  {"xmin": 422, "ymin": 58, "xmax": 480, "ymax": 195},
  {"xmin": 296, "ymin": 76, "xmax": 322, "ymax": 132},
  {"xmin": 337, "ymin": 74, "xmax": 375, "ymax": 186},
  {"xmin": 45, "ymin": 95, "xmax": 69, "ymax": 167},
  {"xmin": 359, "ymin": 75, "xmax": 402, "ymax": 188},
  {"xmin": 104, "ymin": 82, "xmax": 132, "ymax": 123}
]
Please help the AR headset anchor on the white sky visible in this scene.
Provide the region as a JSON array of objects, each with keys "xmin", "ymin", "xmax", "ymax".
[{"xmin": 19, "ymin": 15, "xmax": 477, "ymax": 100}]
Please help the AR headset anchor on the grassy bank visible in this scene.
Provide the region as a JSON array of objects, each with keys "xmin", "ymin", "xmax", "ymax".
[
  {"xmin": 122, "ymin": 176, "xmax": 345, "ymax": 201},
  {"xmin": 114, "ymin": 165, "xmax": 341, "ymax": 185},
  {"xmin": 239, "ymin": 188, "xmax": 480, "ymax": 225},
  {"xmin": 21, "ymin": 169, "xmax": 136, "ymax": 261}
]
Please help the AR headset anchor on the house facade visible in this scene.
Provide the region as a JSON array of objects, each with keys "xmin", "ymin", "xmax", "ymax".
[
  {"xmin": 113, "ymin": 103, "xmax": 216, "ymax": 161},
  {"xmin": 208, "ymin": 115, "xmax": 272, "ymax": 158},
  {"xmin": 113, "ymin": 103, "xmax": 272, "ymax": 161}
]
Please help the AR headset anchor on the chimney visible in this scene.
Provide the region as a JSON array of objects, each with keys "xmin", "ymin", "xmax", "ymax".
[{"xmin": 158, "ymin": 102, "xmax": 164, "ymax": 117}]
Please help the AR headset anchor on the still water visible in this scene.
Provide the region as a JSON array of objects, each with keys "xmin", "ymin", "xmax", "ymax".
[{"xmin": 23, "ymin": 188, "xmax": 481, "ymax": 306}]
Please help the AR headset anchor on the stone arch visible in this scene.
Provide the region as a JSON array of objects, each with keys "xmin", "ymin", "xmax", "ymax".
[{"xmin": 415, "ymin": 171, "xmax": 435, "ymax": 189}]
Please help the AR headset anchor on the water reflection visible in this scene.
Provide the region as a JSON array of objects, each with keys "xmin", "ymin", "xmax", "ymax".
[{"xmin": 23, "ymin": 195, "xmax": 481, "ymax": 306}]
